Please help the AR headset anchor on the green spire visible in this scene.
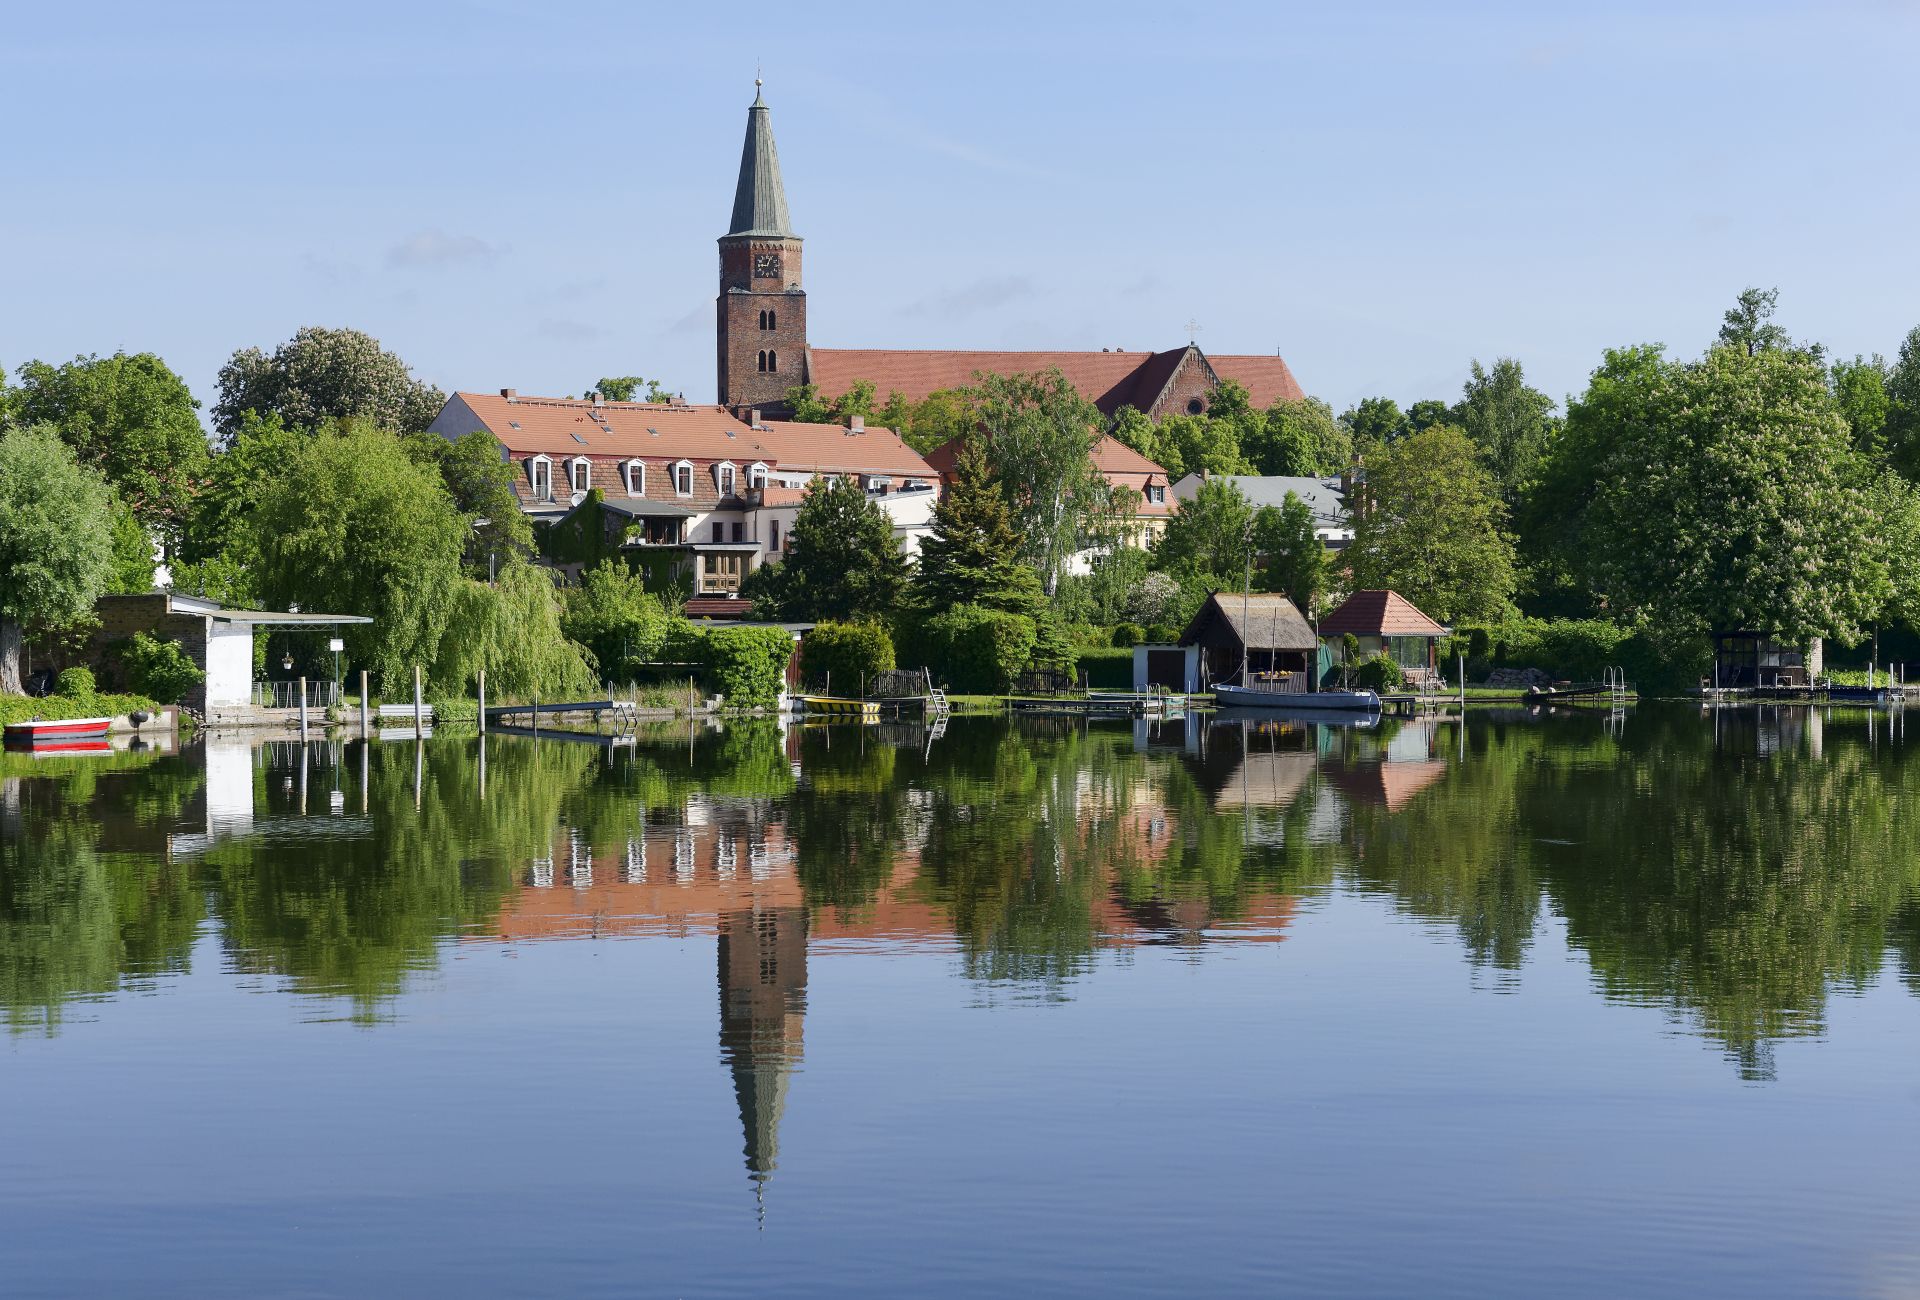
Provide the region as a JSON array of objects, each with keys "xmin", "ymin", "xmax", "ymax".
[{"xmin": 728, "ymin": 80, "xmax": 796, "ymax": 238}]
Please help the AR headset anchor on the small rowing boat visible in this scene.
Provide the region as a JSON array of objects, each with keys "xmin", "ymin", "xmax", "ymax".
[{"xmin": 4, "ymin": 717, "xmax": 114, "ymax": 748}]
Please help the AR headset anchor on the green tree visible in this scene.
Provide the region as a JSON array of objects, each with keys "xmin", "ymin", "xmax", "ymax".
[
  {"xmin": 1406, "ymin": 399, "xmax": 1451, "ymax": 434},
  {"xmin": 106, "ymin": 500, "xmax": 155, "ymax": 594},
  {"xmin": 1348, "ymin": 424, "xmax": 1516, "ymax": 622},
  {"xmin": 213, "ymin": 326, "xmax": 444, "ymax": 443},
  {"xmin": 1453, "ymin": 357, "xmax": 1557, "ymax": 502},
  {"xmin": 1108, "ymin": 405, "xmax": 1160, "ymax": 471},
  {"xmin": 1831, "ymin": 355, "xmax": 1892, "ymax": 459},
  {"xmin": 1579, "ymin": 343, "xmax": 1885, "ymax": 647},
  {"xmin": 594, "ymin": 376, "xmax": 671, "ymax": 403},
  {"xmin": 1256, "ymin": 491, "xmax": 1327, "ymax": 613},
  {"xmin": 561, "ymin": 560, "xmax": 673, "ymax": 679},
  {"xmin": 250, "ymin": 423, "xmax": 468, "ymax": 689},
  {"xmin": 968, "ymin": 368, "xmax": 1106, "ymax": 593},
  {"xmin": 1717, "ymin": 286, "xmax": 1792, "ymax": 357},
  {"xmin": 1882, "ymin": 327, "xmax": 1920, "ymax": 479},
  {"xmin": 177, "ymin": 412, "xmax": 299, "ymax": 570},
  {"xmin": 746, "ymin": 476, "xmax": 907, "ymax": 620},
  {"xmin": 1247, "ymin": 396, "xmax": 1351, "ymax": 477},
  {"xmin": 410, "ymin": 429, "xmax": 534, "ymax": 573},
  {"xmin": 1153, "ymin": 477, "xmax": 1255, "ymax": 584},
  {"xmin": 0, "ymin": 426, "xmax": 116, "ymax": 694},
  {"xmin": 914, "ymin": 441, "xmax": 1047, "ymax": 616},
  {"xmin": 894, "ymin": 388, "xmax": 975, "ymax": 455},
  {"xmin": 9, "ymin": 352, "xmax": 208, "ymax": 543},
  {"xmin": 1152, "ymin": 412, "xmax": 1250, "ymax": 481},
  {"xmin": 1341, "ymin": 396, "xmax": 1410, "ymax": 445}
]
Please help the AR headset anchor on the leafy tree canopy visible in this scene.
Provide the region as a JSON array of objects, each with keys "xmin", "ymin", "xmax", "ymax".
[
  {"xmin": 744, "ymin": 476, "xmax": 908, "ymax": 621},
  {"xmin": 1341, "ymin": 396, "xmax": 1410, "ymax": 445},
  {"xmin": 9, "ymin": 352, "xmax": 208, "ymax": 541},
  {"xmin": 594, "ymin": 376, "xmax": 672, "ymax": 403},
  {"xmin": 213, "ymin": 326, "xmax": 444, "ymax": 444},
  {"xmin": 407, "ymin": 429, "xmax": 534, "ymax": 574},
  {"xmin": 1245, "ymin": 395, "xmax": 1351, "ymax": 477},
  {"xmin": 0, "ymin": 426, "xmax": 117, "ymax": 693},
  {"xmin": 914, "ymin": 440, "xmax": 1047, "ymax": 618},
  {"xmin": 250, "ymin": 422, "xmax": 468, "ymax": 690},
  {"xmin": 968, "ymin": 368, "xmax": 1105, "ymax": 594},
  {"xmin": 1453, "ymin": 357, "xmax": 1558, "ymax": 502},
  {"xmin": 1348, "ymin": 423, "xmax": 1516, "ymax": 624}
]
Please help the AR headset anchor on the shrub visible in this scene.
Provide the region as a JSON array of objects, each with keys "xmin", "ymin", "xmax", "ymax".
[
  {"xmin": 697, "ymin": 625, "xmax": 794, "ymax": 708},
  {"xmin": 1351, "ymin": 654, "xmax": 1404, "ymax": 691},
  {"xmin": 56, "ymin": 666, "xmax": 95, "ymax": 699},
  {"xmin": 1109, "ymin": 623, "xmax": 1143, "ymax": 648},
  {"xmin": 922, "ymin": 605, "xmax": 1036, "ymax": 694},
  {"xmin": 1075, "ymin": 645, "xmax": 1135, "ymax": 688},
  {"xmin": 117, "ymin": 633, "xmax": 205, "ymax": 704},
  {"xmin": 562, "ymin": 560, "xmax": 672, "ymax": 680},
  {"xmin": 801, "ymin": 620, "xmax": 896, "ymax": 692}
]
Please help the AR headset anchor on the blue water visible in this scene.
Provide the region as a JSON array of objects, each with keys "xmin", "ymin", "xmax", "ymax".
[{"xmin": 1, "ymin": 708, "xmax": 1917, "ymax": 1296}]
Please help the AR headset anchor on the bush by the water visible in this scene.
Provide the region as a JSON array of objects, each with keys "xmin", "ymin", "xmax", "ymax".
[
  {"xmin": 117, "ymin": 633, "xmax": 204, "ymax": 704},
  {"xmin": 1447, "ymin": 615, "xmax": 1706, "ymax": 694},
  {"xmin": 695, "ymin": 625, "xmax": 794, "ymax": 708},
  {"xmin": 916, "ymin": 605, "xmax": 1036, "ymax": 694},
  {"xmin": 1351, "ymin": 654, "xmax": 1404, "ymax": 691},
  {"xmin": 801, "ymin": 620, "xmax": 896, "ymax": 691},
  {"xmin": 56, "ymin": 667, "xmax": 95, "ymax": 698}
]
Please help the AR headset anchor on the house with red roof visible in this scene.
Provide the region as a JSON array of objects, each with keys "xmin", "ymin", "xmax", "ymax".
[
  {"xmin": 1316, "ymin": 589, "xmax": 1451, "ymax": 689},
  {"xmin": 426, "ymin": 390, "xmax": 941, "ymax": 603}
]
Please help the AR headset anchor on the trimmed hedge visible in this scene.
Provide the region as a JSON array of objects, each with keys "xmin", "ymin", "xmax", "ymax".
[
  {"xmin": 697, "ymin": 625, "xmax": 794, "ymax": 708},
  {"xmin": 801, "ymin": 620, "xmax": 896, "ymax": 691},
  {"xmin": 1074, "ymin": 646, "xmax": 1135, "ymax": 689}
]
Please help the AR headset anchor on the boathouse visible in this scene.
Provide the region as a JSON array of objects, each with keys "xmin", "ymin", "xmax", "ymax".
[
  {"xmin": 1316, "ymin": 590, "xmax": 1450, "ymax": 690},
  {"xmin": 1179, "ymin": 592, "xmax": 1320, "ymax": 689}
]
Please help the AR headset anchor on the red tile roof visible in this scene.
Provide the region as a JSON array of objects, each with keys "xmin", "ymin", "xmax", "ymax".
[
  {"xmin": 1317, "ymin": 590, "xmax": 1449, "ymax": 637},
  {"xmin": 809, "ymin": 346, "xmax": 1307, "ymax": 416},
  {"xmin": 1207, "ymin": 355, "xmax": 1306, "ymax": 408},
  {"xmin": 449, "ymin": 392, "xmax": 767, "ymax": 461},
  {"xmin": 756, "ymin": 419, "xmax": 938, "ymax": 478},
  {"xmin": 1091, "ymin": 435, "xmax": 1164, "ymax": 476}
]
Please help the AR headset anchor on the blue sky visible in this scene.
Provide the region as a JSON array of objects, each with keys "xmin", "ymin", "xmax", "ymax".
[{"xmin": 5, "ymin": 1, "xmax": 1918, "ymax": 423}]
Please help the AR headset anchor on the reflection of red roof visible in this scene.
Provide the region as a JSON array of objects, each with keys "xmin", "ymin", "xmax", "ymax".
[
  {"xmin": 1326, "ymin": 760, "xmax": 1448, "ymax": 811},
  {"xmin": 1318, "ymin": 590, "xmax": 1448, "ymax": 637},
  {"xmin": 756, "ymin": 419, "xmax": 939, "ymax": 478}
]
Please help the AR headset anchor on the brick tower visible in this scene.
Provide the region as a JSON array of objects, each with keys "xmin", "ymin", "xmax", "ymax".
[{"xmin": 717, "ymin": 81, "xmax": 806, "ymax": 414}]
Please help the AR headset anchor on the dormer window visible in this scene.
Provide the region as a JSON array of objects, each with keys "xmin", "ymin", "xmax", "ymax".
[
  {"xmin": 622, "ymin": 460, "xmax": 645, "ymax": 496},
  {"xmin": 569, "ymin": 457, "xmax": 591, "ymax": 494},
  {"xmin": 865, "ymin": 475, "xmax": 891, "ymax": 494},
  {"xmin": 1146, "ymin": 483, "xmax": 1167, "ymax": 504},
  {"xmin": 672, "ymin": 460, "xmax": 694, "ymax": 497},
  {"xmin": 715, "ymin": 462, "xmax": 737, "ymax": 497},
  {"xmin": 528, "ymin": 455, "xmax": 553, "ymax": 501},
  {"xmin": 748, "ymin": 462, "xmax": 769, "ymax": 492}
]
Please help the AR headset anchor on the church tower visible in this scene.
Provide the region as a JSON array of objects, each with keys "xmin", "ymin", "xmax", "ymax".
[{"xmin": 717, "ymin": 82, "xmax": 806, "ymax": 414}]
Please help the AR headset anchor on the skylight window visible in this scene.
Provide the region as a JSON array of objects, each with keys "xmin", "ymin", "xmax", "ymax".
[
  {"xmin": 508, "ymin": 421, "xmax": 522, "ymax": 430},
  {"xmin": 570, "ymin": 432, "xmax": 588, "ymax": 444}
]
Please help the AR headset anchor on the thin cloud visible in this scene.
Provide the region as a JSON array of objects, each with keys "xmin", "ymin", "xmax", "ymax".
[
  {"xmin": 536, "ymin": 317, "xmax": 603, "ymax": 342},
  {"xmin": 899, "ymin": 274, "xmax": 1036, "ymax": 319},
  {"xmin": 387, "ymin": 229, "xmax": 503, "ymax": 269}
]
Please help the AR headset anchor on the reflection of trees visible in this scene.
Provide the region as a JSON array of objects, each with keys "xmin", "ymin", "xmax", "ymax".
[
  {"xmin": 784, "ymin": 731, "xmax": 903, "ymax": 913},
  {"xmin": 0, "ymin": 752, "xmax": 205, "ymax": 1034}
]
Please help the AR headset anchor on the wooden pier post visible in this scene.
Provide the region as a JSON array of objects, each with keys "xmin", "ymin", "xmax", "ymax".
[
  {"xmin": 413, "ymin": 665, "xmax": 424, "ymax": 734},
  {"xmin": 477, "ymin": 669, "xmax": 487, "ymax": 735},
  {"xmin": 532, "ymin": 689, "xmax": 539, "ymax": 739},
  {"xmin": 298, "ymin": 676, "xmax": 308, "ymax": 739},
  {"xmin": 359, "ymin": 670, "xmax": 369, "ymax": 738}
]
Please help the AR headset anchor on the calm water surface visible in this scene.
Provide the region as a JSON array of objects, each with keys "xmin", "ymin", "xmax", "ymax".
[{"xmin": 3, "ymin": 707, "xmax": 1919, "ymax": 1297}]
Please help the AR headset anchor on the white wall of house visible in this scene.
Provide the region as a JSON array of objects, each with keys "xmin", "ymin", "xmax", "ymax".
[
  {"xmin": 204, "ymin": 620, "xmax": 255, "ymax": 708},
  {"xmin": 748, "ymin": 483, "xmax": 939, "ymax": 561}
]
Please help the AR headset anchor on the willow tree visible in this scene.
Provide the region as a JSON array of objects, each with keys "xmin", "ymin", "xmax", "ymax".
[
  {"xmin": 250, "ymin": 422, "xmax": 467, "ymax": 690},
  {"xmin": 0, "ymin": 426, "xmax": 115, "ymax": 694}
]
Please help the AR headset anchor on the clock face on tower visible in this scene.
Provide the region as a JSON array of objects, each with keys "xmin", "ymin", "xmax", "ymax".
[{"xmin": 753, "ymin": 252, "xmax": 782, "ymax": 280}]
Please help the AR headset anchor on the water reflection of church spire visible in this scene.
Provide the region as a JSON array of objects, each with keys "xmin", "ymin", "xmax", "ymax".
[{"xmin": 716, "ymin": 904, "xmax": 807, "ymax": 1221}]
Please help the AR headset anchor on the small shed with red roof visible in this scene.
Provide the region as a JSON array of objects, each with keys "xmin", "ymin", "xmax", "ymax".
[{"xmin": 1317, "ymin": 590, "xmax": 1450, "ymax": 687}]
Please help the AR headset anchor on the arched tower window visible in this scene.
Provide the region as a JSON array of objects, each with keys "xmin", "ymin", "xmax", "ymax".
[
  {"xmin": 766, "ymin": 309, "xmax": 776, "ymax": 331},
  {"xmin": 767, "ymin": 350, "xmax": 778, "ymax": 373},
  {"xmin": 757, "ymin": 351, "xmax": 767, "ymax": 372}
]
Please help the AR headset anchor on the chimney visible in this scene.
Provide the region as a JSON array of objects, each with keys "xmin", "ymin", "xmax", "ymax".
[
  {"xmin": 749, "ymin": 407, "xmax": 761, "ymax": 428},
  {"xmin": 591, "ymin": 390, "xmax": 604, "ymax": 407},
  {"xmin": 500, "ymin": 388, "xmax": 517, "ymax": 402},
  {"xmin": 849, "ymin": 415, "xmax": 865, "ymax": 433}
]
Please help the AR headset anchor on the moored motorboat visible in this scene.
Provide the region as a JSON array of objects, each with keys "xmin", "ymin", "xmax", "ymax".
[
  {"xmin": 1211, "ymin": 684, "xmax": 1381, "ymax": 712},
  {"xmin": 4, "ymin": 717, "xmax": 114, "ymax": 748}
]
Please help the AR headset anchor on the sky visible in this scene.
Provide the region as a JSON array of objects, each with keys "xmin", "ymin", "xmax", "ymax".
[{"xmin": 4, "ymin": 0, "xmax": 1919, "ymax": 424}]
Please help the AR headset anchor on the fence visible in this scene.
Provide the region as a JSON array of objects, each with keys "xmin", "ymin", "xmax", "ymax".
[{"xmin": 253, "ymin": 679, "xmax": 340, "ymax": 710}]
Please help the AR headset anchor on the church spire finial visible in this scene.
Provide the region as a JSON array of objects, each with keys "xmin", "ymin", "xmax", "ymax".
[{"xmin": 728, "ymin": 78, "xmax": 795, "ymax": 237}]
